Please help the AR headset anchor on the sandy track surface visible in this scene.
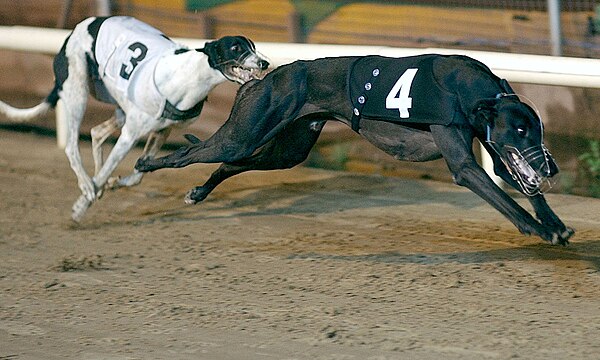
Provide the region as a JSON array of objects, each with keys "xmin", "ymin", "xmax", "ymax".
[{"xmin": 1, "ymin": 129, "xmax": 599, "ymax": 359}]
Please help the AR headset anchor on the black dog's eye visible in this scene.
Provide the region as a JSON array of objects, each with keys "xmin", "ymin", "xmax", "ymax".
[
  {"xmin": 230, "ymin": 45, "xmax": 241, "ymax": 52},
  {"xmin": 516, "ymin": 126, "xmax": 527, "ymax": 137}
]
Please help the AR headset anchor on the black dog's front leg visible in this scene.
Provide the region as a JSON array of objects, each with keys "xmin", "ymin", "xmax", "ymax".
[
  {"xmin": 430, "ymin": 125, "xmax": 557, "ymax": 243},
  {"xmin": 482, "ymin": 143, "xmax": 574, "ymax": 245},
  {"xmin": 528, "ymin": 195, "xmax": 574, "ymax": 245}
]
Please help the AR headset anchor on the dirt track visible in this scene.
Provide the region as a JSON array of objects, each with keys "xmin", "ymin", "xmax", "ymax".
[{"xmin": 1, "ymin": 129, "xmax": 600, "ymax": 359}]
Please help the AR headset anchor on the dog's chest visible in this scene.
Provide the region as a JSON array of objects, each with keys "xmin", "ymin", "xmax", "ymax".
[{"xmin": 348, "ymin": 55, "xmax": 459, "ymax": 131}]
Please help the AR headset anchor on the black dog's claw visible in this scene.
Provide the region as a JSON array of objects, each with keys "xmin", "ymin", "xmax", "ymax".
[
  {"xmin": 559, "ymin": 227, "xmax": 575, "ymax": 246},
  {"xmin": 184, "ymin": 133, "xmax": 203, "ymax": 144},
  {"xmin": 548, "ymin": 227, "xmax": 574, "ymax": 246},
  {"xmin": 184, "ymin": 186, "xmax": 211, "ymax": 204}
]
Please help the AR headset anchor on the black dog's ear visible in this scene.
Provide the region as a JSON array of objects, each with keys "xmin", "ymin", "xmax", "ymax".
[
  {"xmin": 472, "ymin": 98, "xmax": 499, "ymax": 122},
  {"xmin": 499, "ymin": 78, "xmax": 515, "ymax": 94}
]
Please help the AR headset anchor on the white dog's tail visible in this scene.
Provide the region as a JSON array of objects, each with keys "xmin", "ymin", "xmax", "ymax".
[{"xmin": 0, "ymin": 100, "xmax": 52, "ymax": 123}]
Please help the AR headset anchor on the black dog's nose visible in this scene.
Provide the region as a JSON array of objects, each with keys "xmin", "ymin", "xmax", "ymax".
[{"xmin": 258, "ymin": 60, "xmax": 269, "ymax": 70}]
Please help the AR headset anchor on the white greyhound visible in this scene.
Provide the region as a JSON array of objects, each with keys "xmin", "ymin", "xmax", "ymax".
[{"xmin": 0, "ymin": 16, "xmax": 269, "ymax": 222}]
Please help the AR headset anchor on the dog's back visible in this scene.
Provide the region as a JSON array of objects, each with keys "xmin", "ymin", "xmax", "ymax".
[
  {"xmin": 348, "ymin": 55, "xmax": 460, "ymax": 130},
  {"xmin": 283, "ymin": 55, "xmax": 504, "ymax": 132},
  {"xmin": 92, "ymin": 17, "xmax": 179, "ymax": 116}
]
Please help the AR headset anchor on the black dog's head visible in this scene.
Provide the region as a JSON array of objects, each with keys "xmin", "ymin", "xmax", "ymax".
[
  {"xmin": 473, "ymin": 94, "xmax": 559, "ymax": 196},
  {"xmin": 201, "ymin": 36, "xmax": 269, "ymax": 84}
]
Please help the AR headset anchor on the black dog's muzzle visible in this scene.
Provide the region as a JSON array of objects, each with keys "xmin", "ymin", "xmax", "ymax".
[
  {"xmin": 503, "ymin": 144, "xmax": 555, "ymax": 196},
  {"xmin": 486, "ymin": 125, "xmax": 557, "ymax": 196}
]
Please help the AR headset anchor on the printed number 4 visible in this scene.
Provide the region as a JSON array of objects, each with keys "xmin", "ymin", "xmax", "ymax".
[
  {"xmin": 120, "ymin": 42, "xmax": 148, "ymax": 80},
  {"xmin": 385, "ymin": 68, "xmax": 418, "ymax": 118}
]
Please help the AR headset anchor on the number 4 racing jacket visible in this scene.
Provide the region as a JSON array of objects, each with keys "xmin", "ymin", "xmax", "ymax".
[{"xmin": 348, "ymin": 54, "xmax": 461, "ymax": 132}]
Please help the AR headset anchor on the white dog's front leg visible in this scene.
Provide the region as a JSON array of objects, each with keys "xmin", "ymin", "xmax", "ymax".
[
  {"xmin": 91, "ymin": 109, "xmax": 125, "ymax": 175},
  {"xmin": 94, "ymin": 132, "xmax": 139, "ymax": 190},
  {"xmin": 72, "ymin": 195, "xmax": 92, "ymax": 222},
  {"xmin": 107, "ymin": 127, "xmax": 171, "ymax": 190}
]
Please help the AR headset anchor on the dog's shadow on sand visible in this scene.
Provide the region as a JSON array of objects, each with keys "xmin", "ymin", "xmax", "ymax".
[
  {"xmin": 105, "ymin": 172, "xmax": 600, "ymax": 270},
  {"xmin": 81, "ymin": 172, "xmax": 479, "ymax": 228},
  {"xmin": 169, "ymin": 173, "xmax": 492, "ymax": 219},
  {"xmin": 288, "ymin": 240, "xmax": 600, "ymax": 271}
]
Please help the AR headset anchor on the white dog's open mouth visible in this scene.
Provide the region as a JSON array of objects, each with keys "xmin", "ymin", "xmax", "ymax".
[
  {"xmin": 229, "ymin": 65, "xmax": 267, "ymax": 83},
  {"xmin": 222, "ymin": 51, "xmax": 270, "ymax": 84}
]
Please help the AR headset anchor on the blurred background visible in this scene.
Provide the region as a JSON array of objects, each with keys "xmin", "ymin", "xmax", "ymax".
[{"xmin": 1, "ymin": 0, "xmax": 600, "ymax": 196}]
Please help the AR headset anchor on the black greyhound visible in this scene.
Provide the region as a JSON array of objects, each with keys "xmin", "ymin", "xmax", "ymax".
[{"xmin": 136, "ymin": 54, "xmax": 574, "ymax": 245}]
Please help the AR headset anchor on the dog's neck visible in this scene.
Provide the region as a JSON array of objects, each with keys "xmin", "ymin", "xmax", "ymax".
[{"xmin": 154, "ymin": 50, "xmax": 226, "ymax": 110}]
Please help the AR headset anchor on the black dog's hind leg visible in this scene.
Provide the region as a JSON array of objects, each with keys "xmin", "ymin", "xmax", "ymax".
[
  {"xmin": 481, "ymin": 142, "xmax": 574, "ymax": 245},
  {"xmin": 185, "ymin": 118, "xmax": 325, "ymax": 204},
  {"xmin": 136, "ymin": 63, "xmax": 309, "ymax": 173}
]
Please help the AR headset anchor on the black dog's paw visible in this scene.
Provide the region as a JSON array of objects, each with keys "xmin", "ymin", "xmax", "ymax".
[
  {"xmin": 184, "ymin": 186, "xmax": 211, "ymax": 204},
  {"xmin": 135, "ymin": 158, "xmax": 154, "ymax": 172},
  {"xmin": 183, "ymin": 133, "xmax": 203, "ymax": 144},
  {"xmin": 135, "ymin": 157, "xmax": 167, "ymax": 172},
  {"xmin": 519, "ymin": 223, "xmax": 573, "ymax": 246},
  {"xmin": 550, "ymin": 227, "xmax": 575, "ymax": 246}
]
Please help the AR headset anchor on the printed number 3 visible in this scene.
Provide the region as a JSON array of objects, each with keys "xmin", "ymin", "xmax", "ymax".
[
  {"xmin": 120, "ymin": 42, "xmax": 148, "ymax": 80},
  {"xmin": 385, "ymin": 68, "xmax": 418, "ymax": 118}
]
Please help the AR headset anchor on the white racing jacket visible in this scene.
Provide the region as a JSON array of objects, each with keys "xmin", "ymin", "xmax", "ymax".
[{"xmin": 94, "ymin": 16, "xmax": 191, "ymax": 120}]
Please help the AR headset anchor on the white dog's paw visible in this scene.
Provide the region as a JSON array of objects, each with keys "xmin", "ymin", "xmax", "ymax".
[
  {"xmin": 107, "ymin": 172, "xmax": 143, "ymax": 191},
  {"xmin": 71, "ymin": 195, "xmax": 92, "ymax": 223},
  {"xmin": 106, "ymin": 176, "xmax": 122, "ymax": 190},
  {"xmin": 78, "ymin": 177, "xmax": 97, "ymax": 202}
]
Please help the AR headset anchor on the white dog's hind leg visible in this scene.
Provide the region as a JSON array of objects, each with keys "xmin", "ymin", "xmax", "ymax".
[
  {"xmin": 66, "ymin": 94, "xmax": 97, "ymax": 222},
  {"xmin": 107, "ymin": 127, "xmax": 171, "ymax": 190},
  {"xmin": 62, "ymin": 93, "xmax": 95, "ymax": 204},
  {"xmin": 73, "ymin": 126, "xmax": 140, "ymax": 222},
  {"xmin": 91, "ymin": 109, "xmax": 124, "ymax": 176},
  {"xmin": 61, "ymin": 32, "xmax": 97, "ymax": 205}
]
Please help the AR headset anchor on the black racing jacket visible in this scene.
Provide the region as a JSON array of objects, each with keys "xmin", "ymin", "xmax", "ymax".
[{"xmin": 348, "ymin": 54, "xmax": 461, "ymax": 131}]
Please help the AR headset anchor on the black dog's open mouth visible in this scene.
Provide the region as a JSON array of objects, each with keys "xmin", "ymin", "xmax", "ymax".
[{"xmin": 503, "ymin": 145, "xmax": 554, "ymax": 196}]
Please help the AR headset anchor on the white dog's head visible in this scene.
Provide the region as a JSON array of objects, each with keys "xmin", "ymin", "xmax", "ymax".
[{"xmin": 201, "ymin": 36, "xmax": 270, "ymax": 84}]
